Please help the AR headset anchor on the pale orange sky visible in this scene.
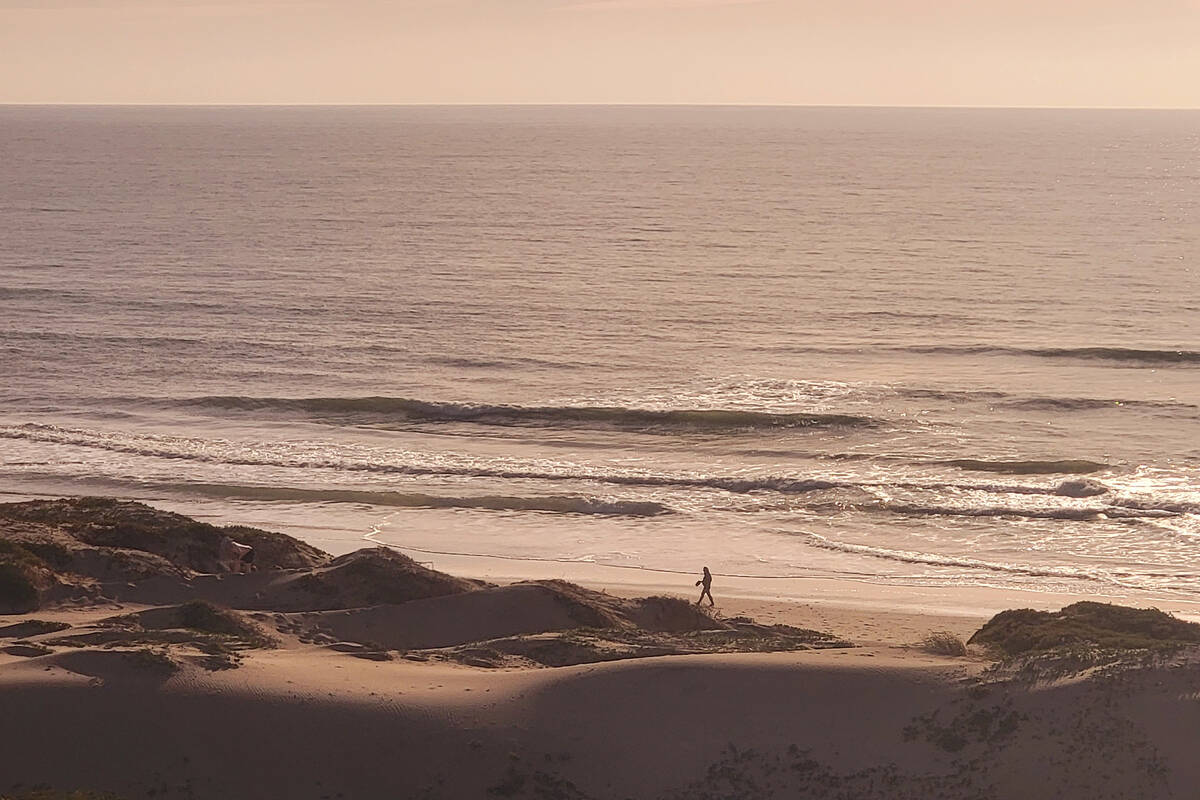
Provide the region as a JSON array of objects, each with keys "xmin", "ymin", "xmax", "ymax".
[{"xmin": 2, "ymin": 0, "xmax": 1199, "ymax": 106}]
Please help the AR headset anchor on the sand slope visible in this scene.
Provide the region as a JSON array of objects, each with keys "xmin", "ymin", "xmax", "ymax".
[
  {"xmin": 4, "ymin": 642, "xmax": 1200, "ymax": 799},
  {"xmin": 5, "ymin": 498, "xmax": 1200, "ymax": 799}
]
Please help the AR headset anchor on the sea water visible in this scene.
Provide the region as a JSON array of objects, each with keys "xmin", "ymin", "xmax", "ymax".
[{"xmin": 1, "ymin": 105, "xmax": 1197, "ymax": 599}]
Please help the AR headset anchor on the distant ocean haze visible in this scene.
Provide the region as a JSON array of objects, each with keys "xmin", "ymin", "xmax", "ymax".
[{"xmin": 1, "ymin": 105, "xmax": 1197, "ymax": 599}]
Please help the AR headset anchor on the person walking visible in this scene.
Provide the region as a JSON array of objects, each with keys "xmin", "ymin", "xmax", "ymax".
[{"xmin": 695, "ymin": 566, "xmax": 714, "ymax": 606}]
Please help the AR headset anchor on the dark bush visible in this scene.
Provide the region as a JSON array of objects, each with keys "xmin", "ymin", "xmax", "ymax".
[
  {"xmin": 968, "ymin": 601, "xmax": 1200, "ymax": 657},
  {"xmin": 177, "ymin": 600, "xmax": 274, "ymax": 648},
  {"xmin": 0, "ymin": 561, "xmax": 40, "ymax": 613},
  {"xmin": 18, "ymin": 540, "xmax": 72, "ymax": 569},
  {"xmin": 921, "ymin": 631, "xmax": 968, "ymax": 656},
  {"xmin": 0, "ymin": 619, "xmax": 71, "ymax": 637},
  {"xmin": 0, "ymin": 542, "xmax": 47, "ymax": 613}
]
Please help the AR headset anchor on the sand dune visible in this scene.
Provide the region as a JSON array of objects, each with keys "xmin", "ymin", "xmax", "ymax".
[
  {"xmin": 5, "ymin": 640, "xmax": 1200, "ymax": 799},
  {"xmin": 5, "ymin": 498, "xmax": 1200, "ymax": 799}
]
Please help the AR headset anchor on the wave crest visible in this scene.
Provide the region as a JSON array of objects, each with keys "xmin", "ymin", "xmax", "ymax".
[
  {"xmin": 166, "ymin": 395, "xmax": 878, "ymax": 432},
  {"xmin": 902, "ymin": 345, "xmax": 1200, "ymax": 366},
  {"xmin": 940, "ymin": 458, "xmax": 1109, "ymax": 475},
  {"xmin": 150, "ymin": 483, "xmax": 672, "ymax": 517},
  {"xmin": 795, "ymin": 531, "xmax": 1114, "ymax": 582}
]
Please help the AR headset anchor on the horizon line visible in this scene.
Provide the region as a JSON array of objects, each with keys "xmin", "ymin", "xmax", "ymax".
[{"xmin": 2, "ymin": 102, "xmax": 1199, "ymax": 111}]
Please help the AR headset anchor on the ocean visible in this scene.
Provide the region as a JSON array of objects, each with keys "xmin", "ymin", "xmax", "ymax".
[{"xmin": 1, "ymin": 105, "xmax": 1197, "ymax": 601}]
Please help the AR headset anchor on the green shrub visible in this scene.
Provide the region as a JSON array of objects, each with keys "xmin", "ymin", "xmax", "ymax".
[
  {"xmin": 18, "ymin": 540, "xmax": 72, "ymax": 569},
  {"xmin": 177, "ymin": 600, "xmax": 274, "ymax": 648},
  {"xmin": 968, "ymin": 602, "xmax": 1200, "ymax": 657},
  {"xmin": 123, "ymin": 647, "xmax": 179, "ymax": 674},
  {"xmin": 0, "ymin": 539, "xmax": 47, "ymax": 565},
  {"xmin": 0, "ymin": 561, "xmax": 40, "ymax": 613}
]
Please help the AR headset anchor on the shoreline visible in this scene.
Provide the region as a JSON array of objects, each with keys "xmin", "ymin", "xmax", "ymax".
[
  {"xmin": 9, "ymin": 488, "xmax": 1200, "ymax": 625},
  {"xmin": 376, "ymin": 548, "xmax": 1200, "ymax": 632}
]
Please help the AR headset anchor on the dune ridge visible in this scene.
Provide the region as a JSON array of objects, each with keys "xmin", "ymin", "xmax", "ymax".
[{"xmin": 5, "ymin": 498, "xmax": 1200, "ymax": 799}]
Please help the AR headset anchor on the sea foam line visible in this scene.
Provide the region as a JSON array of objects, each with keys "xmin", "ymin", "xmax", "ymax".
[{"xmin": 1, "ymin": 422, "xmax": 1126, "ymax": 504}]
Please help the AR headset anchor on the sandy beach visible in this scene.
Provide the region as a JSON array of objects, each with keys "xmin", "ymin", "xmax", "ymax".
[{"xmin": 4, "ymin": 498, "xmax": 1200, "ymax": 800}]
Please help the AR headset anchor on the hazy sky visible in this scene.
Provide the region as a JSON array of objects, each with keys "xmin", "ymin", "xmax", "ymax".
[{"xmin": 3, "ymin": 0, "xmax": 1199, "ymax": 106}]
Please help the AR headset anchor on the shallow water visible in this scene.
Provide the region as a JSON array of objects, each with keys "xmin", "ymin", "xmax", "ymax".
[{"xmin": 2, "ymin": 105, "xmax": 1197, "ymax": 600}]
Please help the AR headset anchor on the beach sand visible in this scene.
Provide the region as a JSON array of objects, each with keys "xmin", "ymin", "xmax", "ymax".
[
  {"xmin": 5, "ymin": 581, "xmax": 1200, "ymax": 799},
  {"xmin": 5, "ymin": 500, "xmax": 1200, "ymax": 799}
]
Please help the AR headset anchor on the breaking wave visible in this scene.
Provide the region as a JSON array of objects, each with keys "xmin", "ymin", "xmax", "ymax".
[
  {"xmin": 0, "ymin": 423, "xmax": 1100, "ymax": 498},
  {"xmin": 1000, "ymin": 396, "xmax": 1195, "ymax": 413},
  {"xmin": 939, "ymin": 458, "xmax": 1110, "ymax": 475},
  {"xmin": 897, "ymin": 345, "xmax": 1200, "ymax": 366},
  {"xmin": 880, "ymin": 504, "xmax": 1115, "ymax": 521},
  {"xmin": 11, "ymin": 425, "xmax": 1199, "ymax": 522},
  {"xmin": 877, "ymin": 387, "xmax": 1195, "ymax": 415},
  {"xmin": 0, "ymin": 422, "xmax": 853, "ymax": 494},
  {"xmin": 794, "ymin": 531, "xmax": 1122, "ymax": 583},
  {"xmin": 132, "ymin": 482, "xmax": 672, "ymax": 517},
  {"xmin": 151, "ymin": 395, "xmax": 879, "ymax": 432}
]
